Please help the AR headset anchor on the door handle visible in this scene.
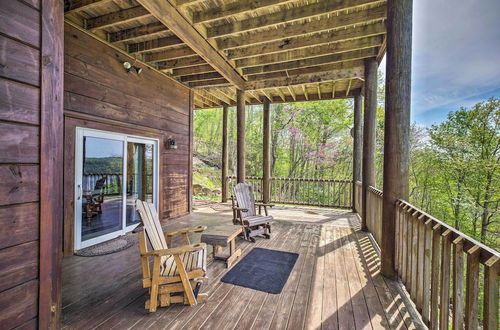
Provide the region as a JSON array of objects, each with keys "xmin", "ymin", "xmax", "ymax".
[{"xmin": 77, "ymin": 184, "xmax": 82, "ymax": 200}]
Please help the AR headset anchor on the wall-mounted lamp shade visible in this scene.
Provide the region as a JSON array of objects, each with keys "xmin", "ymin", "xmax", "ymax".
[
  {"xmin": 166, "ymin": 138, "xmax": 177, "ymax": 150},
  {"xmin": 123, "ymin": 61, "xmax": 132, "ymax": 70},
  {"xmin": 135, "ymin": 66, "xmax": 142, "ymax": 74}
]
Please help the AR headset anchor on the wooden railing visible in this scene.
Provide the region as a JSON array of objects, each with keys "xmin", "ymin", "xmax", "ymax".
[
  {"xmin": 366, "ymin": 185, "xmax": 383, "ymax": 246},
  {"xmin": 395, "ymin": 200, "xmax": 499, "ymax": 329},
  {"xmin": 83, "ymin": 173, "xmax": 122, "ymax": 195},
  {"xmin": 226, "ymin": 176, "xmax": 353, "ymax": 208}
]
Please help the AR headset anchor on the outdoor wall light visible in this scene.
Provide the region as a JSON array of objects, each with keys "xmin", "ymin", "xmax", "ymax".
[
  {"xmin": 123, "ymin": 59, "xmax": 142, "ymax": 75},
  {"xmin": 166, "ymin": 138, "xmax": 178, "ymax": 150}
]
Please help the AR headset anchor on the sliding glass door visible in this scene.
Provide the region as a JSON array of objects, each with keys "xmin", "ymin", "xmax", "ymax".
[{"xmin": 75, "ymin": 128, "xmax": 158, "ymax": 250}]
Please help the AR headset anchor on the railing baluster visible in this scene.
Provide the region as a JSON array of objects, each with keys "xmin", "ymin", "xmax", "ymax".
[
  {"xmin": 452, "ymin": 238, "xmax": 465, "ymax": 330},
  {"xmin": 422, "ymin": 219, "xmax": 432, "ymax": 325},
  {"xmin": 483, "ymin": 261, "xmax": 499, "ymax": 330},
  {"xmin": 465, "ymin": 247, "xmax": 480, "ymax": 329},
  {"xmin": 410, "ymin": 212, "xmax": 418, "ymax": 300},
  {"xmin": 416, "ymin": 216, "xmax": 425, "ymax": 311},
  {"xmin": 430, "ymin": 224, "xmax": 442, "ymax": 329},
  {"xmin": 439, "ymin": 230, "xmax": 452, "ymax": 329}
]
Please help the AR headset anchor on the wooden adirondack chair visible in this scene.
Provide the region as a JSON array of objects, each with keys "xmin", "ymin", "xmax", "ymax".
[
  {"xmin": 231, "ymin": 183, "xmax": 273, "ymax": 242},
  {"xmin": 135, "ymin": 200, "xmax": 208, "ymax": 312}
]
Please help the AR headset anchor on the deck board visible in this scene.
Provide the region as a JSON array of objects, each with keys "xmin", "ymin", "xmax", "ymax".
[{"xmin": 62, "ymin": 205, "xmax": 422, "ymax": 329}]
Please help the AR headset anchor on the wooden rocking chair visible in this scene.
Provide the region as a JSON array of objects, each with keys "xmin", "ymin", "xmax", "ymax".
[
  {"xmin": 231, "ymin": 183, "xmax": 274, "ymax": 242},
  {"xmin": 135, "ymin": 200, "xmax": 208, "ymax": 312}
]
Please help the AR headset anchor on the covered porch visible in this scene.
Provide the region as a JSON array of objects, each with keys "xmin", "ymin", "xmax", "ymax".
[{"xmin": 62, "ymin": 204, "xmax": 421, "ymax": 329}]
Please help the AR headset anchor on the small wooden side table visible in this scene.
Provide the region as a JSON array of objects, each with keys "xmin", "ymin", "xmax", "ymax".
[{"xmin": 201, "ymin": 226, "xmax": 243, "ymax": 268}]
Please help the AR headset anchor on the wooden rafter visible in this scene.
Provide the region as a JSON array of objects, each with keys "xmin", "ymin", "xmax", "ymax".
[
  {"xmin": 275, "ymin": 88, "xmax": 286, "ymax": 102},
  {"xmin": 317, "ymin": 84, "xmax": 322, "ymax": 99},
  {"xmin": 156, "ymin": 55, "xmax": 205, "ymax": 70},
  {"xmin": 207, "ymin": 0, "xmax": 384, "ymax": 38},
  {"xmin": 287, "ymin": 86, "xmax": 296, "ymax": 101},
  {"xmin": 145, "ymin": 46, "xmax": 196, "ymax": 62},
  {"xmin": 226, "ymin": 22, "xmax": 386, "ymax": 59},
  {"xmin": 242, "ymin": 48, "xmax": 378, "ymax": 75},
  {"xmin": 235, "ymin": 35, "xmax": 383, "ymax": 68},
  {"xmin": 216, "ymin": 88, "xmax": 237, "ymax": 102},
  {"xmin": 85, "ymin": 6, "xmax": 151, "ymax": 31},
  {"xmin": 188, "ymin": 78, "xmax": 230, "ymax": 88},
  {"xmin": 172, "ymin": 64, "xmax": 215, "ymax": 76},
  {"xmin": 65, "ymin": 0, "xmax": 110, "ymax": 13},
  {"xmin": 108, "ymin": 22, "xmax": 167, "ymax": 43},
  {"xmin": 346, "ymin": 79, "xmax": 353, "ymax": 96},
  {"xmin": 216, "ymin": 5, "xmax": 386, "ymax": 50},
  {"xmin": 247, "ymin": 60, "xmax": 364, "ymax": 81},
  {"xmin": 302, "ymin": 85, "xmax": 309, "ymax": 100},
  {"xmin": 128, "ymin": 36, "xmax": 184, "ymax": 54},
  {"xmin": 245, "ymin": 65, "xmax": 364, "ymax": 90},
  {"xmin": 180, "ymin": 72, "xmax": 223, "ymax": 83},
  {"xmin": 136, "ymin": 0, "xmax": 245, "ymax": 90},
  {"xmin": 192, "ymin": 0, "xmax": 296, "ymax": 24},
  {"xmin": 332, "ymin": 81, "xmax": 336, "ymax": 98}
]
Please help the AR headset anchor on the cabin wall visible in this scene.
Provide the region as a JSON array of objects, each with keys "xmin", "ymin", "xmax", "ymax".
[
  {"xmin": 63, "ymin": 23, "xmax": 193, "ymax": 253},
  {"xmin": 0, "ymin": 0, "xmax": 59, "ymax": 328}
]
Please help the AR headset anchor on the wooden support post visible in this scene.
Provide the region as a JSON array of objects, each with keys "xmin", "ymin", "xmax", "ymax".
[
  {"xmin": 236, "ymin": 89, "xmax": 246, "ymax": 183},
  {"xmin": 262, "ymin": 97, "xmax": 271, "ymax": 203},
  {"xmin": 381, "ymin": 0, "xmax": 413, "ymax": 278},
  {"xmin": 352, "ymin": 91, "xmax": 363, "ymax": 212},
  {"xmin": 361, "ymin": 58, "xmax": 377, "ymax": 230},
  {"xmin": 221, "ymin": 104, "xmax": 229, "ymax": 202}
]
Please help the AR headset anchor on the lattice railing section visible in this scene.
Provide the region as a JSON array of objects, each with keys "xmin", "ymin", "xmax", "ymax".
[{"xmin": 226, "ymin": 176, "xmax": 353, "ymax": 208}]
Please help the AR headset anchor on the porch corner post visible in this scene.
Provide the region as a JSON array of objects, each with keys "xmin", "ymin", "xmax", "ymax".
[
  {"xmin": 221, "ymin": 104, "xmax": 229, "ymax": 202},
  {"xmin": 381, "ymin": 0, "xmax": 413, "ymax": 278},
  {"xmin": 352, "ymin": 90, "xmax": 363, "ymax": 213},
  {"xmin": 262, "ymin": 97, "xmax": 271, "ymax": 203},
  {"xmin": 362, "ymin": 58, "xmax": 377, "ymax": 231},
  {"xmin": 236, "ymin": 89, "xmax": 246, "ymax": 183}
]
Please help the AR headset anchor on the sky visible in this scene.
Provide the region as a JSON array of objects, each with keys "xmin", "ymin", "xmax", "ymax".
[{"xmin": 379, "ymin": 0, "xmax": 500, "ymax": 126}]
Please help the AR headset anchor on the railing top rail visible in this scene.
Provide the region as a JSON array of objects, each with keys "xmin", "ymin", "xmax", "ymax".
[
  {"xmin": 226, "ymin": 175, "xmax": 352, "ymax": 183},
  {"xmin": 367, "ymin": 185, "xmax": 383, "ymax": 196},
  {"xmin": 397, "ymin": 199, "xmax": 500, "ymax": 264}
]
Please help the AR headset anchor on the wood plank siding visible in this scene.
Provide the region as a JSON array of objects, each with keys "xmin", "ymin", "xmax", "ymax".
[
  {"xmin": 0, "ymin": 0, "xmax": 63, "ymax": 328},
  {"xmin": 63, "ymin": 23, "xmax": 194, "ymax": 254}
]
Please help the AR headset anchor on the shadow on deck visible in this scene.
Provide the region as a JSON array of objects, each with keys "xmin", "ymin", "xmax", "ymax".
[{"xmin": 62, "ymin": 203, "xmax": 423, "ymax": 329}]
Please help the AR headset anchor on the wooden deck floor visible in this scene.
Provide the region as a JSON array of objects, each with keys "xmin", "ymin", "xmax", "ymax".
[{"xmin": 62, "ymin": 204, "xmax": 422, "ymax": 329}]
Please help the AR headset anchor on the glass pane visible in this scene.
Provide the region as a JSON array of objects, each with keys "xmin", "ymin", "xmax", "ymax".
[
  {"xmin": 126, "ymin": 142, "xmax": 154, "ymax": 226},
  {"xmin": 81, "ymin": 136, "xmax": 124, "ymax": 242}
]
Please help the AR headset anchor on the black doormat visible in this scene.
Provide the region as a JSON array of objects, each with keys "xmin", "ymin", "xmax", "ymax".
[
  {"xmin": 75, "ymin": 235, "xmax": 135, "ymax": 257},
  {"xmin": 221, "ymin": 248, "xmax": 299, "ymax": 294}
]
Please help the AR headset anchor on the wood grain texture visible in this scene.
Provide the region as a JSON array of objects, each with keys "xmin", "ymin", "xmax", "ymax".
[
  {"xmin": 0, "ymin": 203, "xmax": 39, "ymax": 250},
  {"xmin": 39, "ymin": 0, "xmax": 64, "ymax": 327},
  {"xmin": 0, "ymin": 280, "xmax": 38, "ymax": 329},
  {"xmin": 0, "ymin": 35, "xmax": 40, "ymax": 86},
  {"xmin": 0, "ymin": 122, "xmax": 39, "ymax": 163},
  {"xmin": 0, "ymin": 241, "xmax": 39, "ymax": 292},
  {"xmin": 0, "ymin": 0, "xmax": 40, "ymax": 47},
  {"xmin": 0, "ymin": 78, "xmax": 40, "ymax": 125},
  {"xmin": 0, "ymin": 165, "xmax": 39, "ymax": 206}
]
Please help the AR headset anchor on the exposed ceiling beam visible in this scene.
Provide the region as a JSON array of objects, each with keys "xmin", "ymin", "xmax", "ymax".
[
  {"xmin": 247, "ymin": 60, "xmax": 363, "ymax": 81},
  {"xmin": 207, "ymin": 0, "xmax": 384, "ymax": 38},
  {"xmin": 243, "ymin": 48, "xmax": 378, "ymax": 75},
  {"xmin": 346, "ymin": 79, "xmax": 353, "ymax": 96},
  {"xmin": 176, "ymin": 0, "xmax": 205, "ymax": 6},
  {"xmin": 156, "ymin": 55, "xmax": 205, "ymax": 70},
  {"xmin": 245, "ymin": 66, "xmax": 364, "ymax": 90},
  {"xmin": 128, "ymin": 35, "xmax": 184, "ymax": 53},
  {"xmin": 302, "ymin": 85, "xmax": 309, "ymax": 100},
  {"xmin": 192, "ymin": 0, "xmax": 296, "ymax": 24},
  {"xmin": 86, "ymin": 6, "xmax": 151, "ymax": 31},
  {"xmin": 216, "ymin": 5, "xmax": 387, "ymax": 50},
  {"xmin": 317, "ymin": 84, "xmax": 322, "ymax": 99},
  {"xmin": 235, "ymin": 35, "xmax": 383, "ymax": 68},
  {"xmin": 188, "ymin": 78, "xmax": 230, "ymax": 88},
  {"xmin": 108, "ymin": 22, "xmax": 167, "ymax": 43},
  {"xmin": 172, "ymin": 64, "xmax": 215, "ymax": 76},
  {"xmin": 287, "ymin": 86, "xmax": 296, "ymax": 101},
  {"xmin": 137, "ymin": 0, "xmax": 246, "ymax": 90},
  {"xmin": 180, "ymin": 72, "xmax": 223, "ymax": 82},
  {"xmin": 226, "ymin": 22, "xmax": 386, "ymax": 59},
  {"xmin": 65, "ymin": 0, "xmax": 110, "ymax": 13},
  {"xmin": 145, "ymin": 46, "xmax": 196, "ymax": 62}
]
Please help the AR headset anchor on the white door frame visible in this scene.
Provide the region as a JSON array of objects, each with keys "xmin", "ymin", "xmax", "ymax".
[{"xmin": 74, "ymin": 127, "xmax": 159, "ymax": 250}]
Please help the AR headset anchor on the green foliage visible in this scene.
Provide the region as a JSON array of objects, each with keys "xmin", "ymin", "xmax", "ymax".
[{"xmin": 193, "ymin": 96, "xmax": 499, "ymax": 248}]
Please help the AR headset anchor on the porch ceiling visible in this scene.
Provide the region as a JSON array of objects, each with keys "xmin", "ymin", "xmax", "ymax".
[{"xmin": 64, "ymin": 0, "xmax": 386, "ymax": 109}]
